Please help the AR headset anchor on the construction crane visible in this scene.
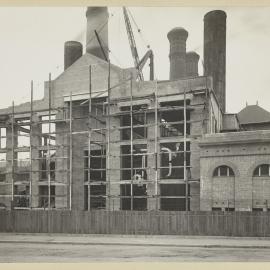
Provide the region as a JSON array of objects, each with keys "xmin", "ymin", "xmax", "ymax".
[
  {"xmin": 122, "ymin": 7, "xmax": 154, "ymax": 81},
  {"xmin": 138, "ymin": 49, "xmax": 154, "ymax": 81}
]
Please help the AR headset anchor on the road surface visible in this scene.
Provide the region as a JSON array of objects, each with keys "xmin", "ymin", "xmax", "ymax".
[{"xmin": 1, "ymin": 233, "xmax": 270, "ymax": 262}]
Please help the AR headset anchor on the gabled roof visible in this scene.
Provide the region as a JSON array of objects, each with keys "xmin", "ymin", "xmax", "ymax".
[
  {"xmin": 237, "ymin": 105, "xmax": 270, "ymax": 125},
  {"xmin": 54, "ymin": 52, "xmax": 122, "ymax": 81},
  {"xmin": 51, "ymin": 52, "xmax": 127, "ymax": 102}
]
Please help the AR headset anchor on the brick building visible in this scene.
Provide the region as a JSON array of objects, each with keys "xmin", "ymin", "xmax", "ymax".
[
  {"xmin": 0, "ymin": 7, "xmax": 268, "ymax": 212},
  {"xmin": 200, "ymin": 130, "xmax": 270, "ymax": 211}
]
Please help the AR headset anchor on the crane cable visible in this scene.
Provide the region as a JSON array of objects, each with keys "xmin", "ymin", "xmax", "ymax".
[
  {"xmin": 85, "ymin": 19, "xmax": 109, "ymax": 48},
  {"xmin": 97, "ymin": 33, "xmax": 122, "ymax": 66},
  {"xmin": 85, "ymin": 11, "xmax": 121, "ymax": 48},
  {"xmin": 126, "ymin": 7, "xmax": 151, "ymax": 50},
  {"xmin": 91, "ymin": 12, "xmax": 122, "ymax": 66}
]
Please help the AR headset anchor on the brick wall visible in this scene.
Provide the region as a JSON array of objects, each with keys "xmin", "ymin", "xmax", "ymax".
[{"xmin": 200, "ymin": 131, "xmax": 270, "ymax": 211}]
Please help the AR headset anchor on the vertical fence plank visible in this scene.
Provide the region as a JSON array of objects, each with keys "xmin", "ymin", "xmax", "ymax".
[{"xmin": 2, "ymin": 210, "xmax": 270, "ymax": 237}]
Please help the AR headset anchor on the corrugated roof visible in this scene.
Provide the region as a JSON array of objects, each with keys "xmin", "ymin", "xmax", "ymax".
[{"xmin": 237, "ymin": 105, "xmax": 270, "ymax": 125}]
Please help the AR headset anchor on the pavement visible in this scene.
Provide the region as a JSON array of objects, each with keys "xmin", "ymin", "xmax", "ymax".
[{"xmin": 1, "ymin": 233, "xmax": 270, "ymax": 248}]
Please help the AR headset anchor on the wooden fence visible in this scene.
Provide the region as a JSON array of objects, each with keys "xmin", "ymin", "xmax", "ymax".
[{"xmin": 1, "ymin": 210, "xmax": 270, "ymax": 237}]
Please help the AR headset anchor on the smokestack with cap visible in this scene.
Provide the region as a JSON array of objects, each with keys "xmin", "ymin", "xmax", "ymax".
[
  {"xmin": 167, "ymin": 27, "xmax": 188, "ymax": 80},
  {"xmin": 186, "ymin": 51, "xmax": 200, "ymax": 77},
  {"xmin": 204, "ymin": 10, "xmax": 226, "ymax": 112},
  {"xmin": 86, "ymin": 7, "xmax": 109, "ymax": 61},
  {"xmin": 64, "ymin": 41, "xmax": 83, "ymax": 70}
]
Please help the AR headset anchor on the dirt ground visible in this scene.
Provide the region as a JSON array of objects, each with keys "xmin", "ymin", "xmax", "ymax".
[{"xmin": 1, "ymin": 233, "xmax": 270, "ymax": 262}]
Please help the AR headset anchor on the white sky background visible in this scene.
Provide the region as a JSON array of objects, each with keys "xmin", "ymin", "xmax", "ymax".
[{"xmin": 0, "ymin": 6, "xmax": 270, "ymax": 113}]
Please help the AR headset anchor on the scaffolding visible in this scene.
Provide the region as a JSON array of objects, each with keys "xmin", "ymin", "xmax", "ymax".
[
  {"xmin": 0, "ymin": 65, "xmax": 210, "ymax": 211},
  {"xmin": 0, "ymin": 74, "xmax": 71, "ymax": 210},
  {"xmin": 82, "ymin": 63, "xmax": 207, "ymax": 211}
]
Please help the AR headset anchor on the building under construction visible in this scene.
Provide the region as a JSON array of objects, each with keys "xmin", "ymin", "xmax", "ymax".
[{"xmin": 1, "ymin": 7, "xmax": 270, "ymax": 212}]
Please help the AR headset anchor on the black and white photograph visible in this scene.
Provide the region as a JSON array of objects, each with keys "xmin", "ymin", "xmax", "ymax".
[{"xmin": 1, "ymin": 1, "xmax": 270, "ymax": 263}]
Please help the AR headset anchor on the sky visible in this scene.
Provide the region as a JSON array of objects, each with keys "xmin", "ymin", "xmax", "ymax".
[{"xmin": 0, "ymin": 6, "xmax": 270, "ymax": 113}]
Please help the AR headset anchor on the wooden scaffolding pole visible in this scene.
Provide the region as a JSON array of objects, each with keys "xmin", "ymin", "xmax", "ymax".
[
  {"xmin": 184, "ymin": 87, "xmax": 188, "ymax": 212},
  {"xmin": 11, "ymin": 101, "xmax": 15, "ymax": 206},
  {"xmin": 69, "ymin": 92, "xmax": 73, "ymax": 210},
  {"xmin": 154, "ymin": 81, "xmax": 158, "ymax": 210},
  {"xmin": 29, "ymin": 80, "xmax": 33, "ymax": 208},
  {"xmin": 48, "ymin": 73, "xmax": 51, "ymax": 209},
  {"xmin": 88, "ymin": 65, "xmax": 92, "ymax": 211},
  {"xmin": 130, "ymin": 73, "xmax": 133, "ymax": 211},
  {"xmin": 107, "ymin": 61, "xmax": 111, "ymax": 209}
]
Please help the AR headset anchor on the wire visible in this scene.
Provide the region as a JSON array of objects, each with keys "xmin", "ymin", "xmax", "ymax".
[
  {"xmin": 85, "ymin": 11, "xmax": 124, "ymax": 67},
  {"xmin": 85, "ymin": 20, "xmax": 108, "ymax": 48},
  {"xmin": 85, "ymin": 12, "xmax": 114, "ymax": 49},
  {"xmin": 95, "ymin": 29, "xmax": 122, "ymax": 66},
  {"xmin": 126, "ymin": 7, "xmax": 151, "ymax": 50},
  {"xmin": 109, "ymin": 50, "xmax": 122, "ymax": 66}
]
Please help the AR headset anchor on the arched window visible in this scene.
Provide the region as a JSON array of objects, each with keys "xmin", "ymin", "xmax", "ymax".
[
  {"xmin": 213, "ymin": 165, "xmax": 234, "ymax": 177},
  {"xmin": 253, "ymin": 164, "xmax": 270, "ymax": 177}
]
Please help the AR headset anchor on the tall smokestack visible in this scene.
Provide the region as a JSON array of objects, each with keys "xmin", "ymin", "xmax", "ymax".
[
  {"xmin": 204, "ymin": 10, "xmax": 226, "ymax": 112},
  {"xmin": 167, "ymin": 27, "xmax": 188, "ymax": 80},
  {"xmin": 86, "ymin": 7, "xmax": 109, "ymax": 61},
  {"xmin": 64, "ymin": 41, "xmax": 83, "ymax": 70},
  {"xmin": 186, "ymin": 51, "xmax": 199, "ymax": 77}
]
